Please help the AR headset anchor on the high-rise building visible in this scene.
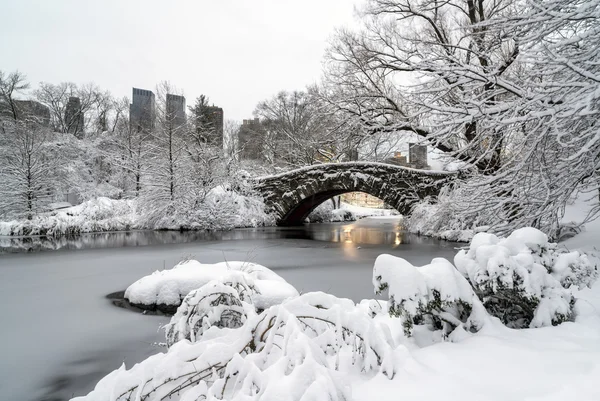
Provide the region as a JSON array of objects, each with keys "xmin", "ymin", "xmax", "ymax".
[
  {"xmin": 204, "ymin": 105, "xmax": 224, "ymax": 146},
  {"xmin": 65, "ymin": 96, "xmax": 85, "ymax": 137},
  {"xmin": 409, "ymin": 143, "xmax": 428, "ymax": 169},
  {"xmin": 130, "ymin": 87, "xmax": 156, "ymax": 132},
  {"xmin": 166, "ymin": 93, "xmax": 186, "ymax": 129},
  {"xmin": 238, "ymin": 118, "xmax": 264, "ymax": 159}
]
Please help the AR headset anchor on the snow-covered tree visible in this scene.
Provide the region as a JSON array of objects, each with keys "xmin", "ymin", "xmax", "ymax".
[
  {"xmin": 0, "ymin": 119, "xmax": 65, "ymax": 219},
  {"xmin": 253, "ymin": 89, "xmax": 338, "ymax": 167},
  {"xmin": 322, "ymin": 0, "xmax": 600, "ymax": 237},
  {"xmin": 34, "ymin": 81, "xmax": 104, "ymax": 137}
]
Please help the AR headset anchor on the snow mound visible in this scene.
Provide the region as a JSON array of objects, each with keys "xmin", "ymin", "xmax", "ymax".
[
  {"xmin": 73, "ymin": 246, "xmax": 600, "ymax": 401},
  {"xmin": 74, "ymin": 291, "xmax": 402, "ymax": 401},
  {"xmin": 124, "ymin": 260, "xmax": 299, "ymax": 312},
  {"xmin": 455, "ymin": 227, "xmax": 598, "ymax": 327},
  {"xmin": 165, "ymin": 277, "xmax": 258, "ymax": 347},
  {"xmin": 373, "ymin": 254, "xmax": 484, "ymax": 337}
]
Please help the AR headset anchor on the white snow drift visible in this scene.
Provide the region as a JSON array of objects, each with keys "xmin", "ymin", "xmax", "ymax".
[
  {"xmin": 124, "ymin": 260, "xmax": 299, "ymax": 311},
  {"xmin": 75, "ymin": 227, "xmax": 599, "ymax": 401}
]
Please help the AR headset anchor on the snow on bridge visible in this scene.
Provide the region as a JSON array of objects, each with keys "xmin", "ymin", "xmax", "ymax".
[{"xmin": 251, "ymin": 162, "xmax": 458, "ymax": 226}]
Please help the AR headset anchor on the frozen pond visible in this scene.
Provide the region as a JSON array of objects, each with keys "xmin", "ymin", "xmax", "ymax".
[{"xmin": 0, "ymin": 217, "xmax": 461, "ymax": 401}]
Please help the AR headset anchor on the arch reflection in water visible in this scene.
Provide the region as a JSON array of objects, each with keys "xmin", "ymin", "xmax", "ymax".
[{"xmin": 306, "ymin": 217, "xmax": 406, "ymax": 246}]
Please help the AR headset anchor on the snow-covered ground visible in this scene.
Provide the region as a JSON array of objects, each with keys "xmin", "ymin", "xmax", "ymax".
[
  {"xmin": 72, "ymin": 224, "xmax": 600, "ymax": 401},
  {"xmin": 0, "ymin": 221, "xmax": 458, "ymax": 401},
  {"xmin": 308, "ymin": 201, "xmax": 399, "ymax": 223}
]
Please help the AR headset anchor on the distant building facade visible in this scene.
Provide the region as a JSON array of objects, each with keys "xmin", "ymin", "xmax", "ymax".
[
  {"xmin": 0, "ymin": 99, "xmax": 51, "ymax": 127},
  {"xmin": 385, "ymin": 143, "xmax": 429, "ymax": 169},
  {"xmin": 166, "ymin": 93, "xmax": 186, "ymax": 129},
  {"xmin": 409, "ymin": 143, "xmax": 428, "ymax": 169},
  {"xmin": 238, "ymin": 118, "xmax": 264, "ymax": 159},
  {"xmin": 130, "ymin": 87, "xmax": 156, "ymax": 132},
  {"xmin": 65, "ymin": 96, "xmax": 85, "ymax": 137},
  {"xmin": 204, "ymin": 105, "xmax": 224, "ymax": 146}
]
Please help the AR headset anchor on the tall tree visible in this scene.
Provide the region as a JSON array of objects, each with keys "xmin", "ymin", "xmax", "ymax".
[
  {"xmin": 323, "ymin": 0, "xmax": 522, "ymax": 174},
  {"xmin": 254, "ymin": 90, "xmax": 336, "ymax": 167},
  {"xmin": 0, "ymin": 70, "xmax": 30, "ymax": 121},
  {"xmin": 34, "ymin": 81, "xmax": 102, "ymax": 136}
]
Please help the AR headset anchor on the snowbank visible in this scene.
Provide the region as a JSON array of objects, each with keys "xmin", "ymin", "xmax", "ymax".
[
  {"xmin": 74, "ymin": 236, "xmax": 600, "ymax": 400},
  {"xmin": 0, "ymin": 188, "xmax": 275, "ymax": 237},
  {"xmin": 124, "ymin": 260, "xmax": 299, "ymax": 312},
  {"xmin": 0, "ymin": 197, "xmax": 136, "ymax": 237}
]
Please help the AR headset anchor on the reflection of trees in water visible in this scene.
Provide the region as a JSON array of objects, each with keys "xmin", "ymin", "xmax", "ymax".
[{"xmin": 0, "ymin": 223, "xmax": 455, "ymax": 253}]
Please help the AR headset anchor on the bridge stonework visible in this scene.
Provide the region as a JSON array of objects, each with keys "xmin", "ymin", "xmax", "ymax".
[{"xmin": 252, "ymin": 162, "xmax": 457, "ymax": 226}]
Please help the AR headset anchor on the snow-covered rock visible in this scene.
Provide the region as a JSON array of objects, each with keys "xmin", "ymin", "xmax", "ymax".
[{"xmin": 124, "ymin": 260, "xmax": 299, "ymax": 312}]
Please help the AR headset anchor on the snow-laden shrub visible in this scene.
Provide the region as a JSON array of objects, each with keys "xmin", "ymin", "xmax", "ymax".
[
  {"xmin": 125, "ymin": 260, "xmax": 299, "ymax": 312},
  {"xmin": 454, "ymin": 228, "xmax": 597, "ymax": 328},
  {"xmin": 373, "ymin": 254, "xmax": 484, "ymax": 338},
  {"xmin": 165, "ymin": 275, "xmax": 258, "ymax": 347},
  {"xmin": 0, "ymin": 197, "xmax": 136, "ymax": 236},
  {"xmin": 75, "ymin": 292, "xmax": 403, "ymax": 401},
  {"xmin": 137, "ymin": 185, "xmax": 275, "ymax": 231},
  {"xmin": 404, "ymin": 189, "xmax": 478, "ymax": 242}
]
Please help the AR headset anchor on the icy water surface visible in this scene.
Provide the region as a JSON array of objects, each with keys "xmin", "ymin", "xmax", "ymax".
[{"xmin": 0, "ymin": 218, "xmax": 460, "ymax": 401}]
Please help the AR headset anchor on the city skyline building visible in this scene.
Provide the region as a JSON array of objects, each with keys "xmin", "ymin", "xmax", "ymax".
[
  {"xmin": 130, "ymin": 87, "xmax": 156, "ymax": 133},
  {"xmin": 166, "ymin": 93, "xmax": 186, "ymax": 129},
  {"xmin": 238, "ymin": 117, "xmax": 263, "ymax": 159},
  {"xmin": 65, "ymin": 96, "xmax": 85, "ymax": 137},
  {"xmin": 204, "ymin": 105, "xmax": 224, "ymax": 146}
]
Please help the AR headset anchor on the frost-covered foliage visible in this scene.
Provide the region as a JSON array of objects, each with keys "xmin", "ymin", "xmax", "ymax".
[
  {"xmin": 322, "ymin": 0, "xmax": 600, "ymax": 238},
  {"xmin": 165, "ymin": 277, "xmax": 257, "ymax": 347},
  {"xmin": 373, "ymin": 254, "xmax": 484, "ymax": 338},
  {"xmin": 75, "ymin": 289, "xmax": 407, "ymax": 401},
  {"xmin": 0, "ymin": 185, "xmax": 275, "ymax": 237},
  {"xmin": 125, "ymin": 260, "xmax": 299, "ymax": 312},
  {"xmin": 404, "ymin": 188, "xmax": 479, "ymax": 242},
  {"xmin": 455, "ymin": 228, "xmax": 598, "ymax": 328},
  {"xmin": 137, "ymin": 185, "xmax": 275, "ymax": 231},
  {"xmin": 0, "ymin": 197, "xmax": 136, "ymax": 236}
]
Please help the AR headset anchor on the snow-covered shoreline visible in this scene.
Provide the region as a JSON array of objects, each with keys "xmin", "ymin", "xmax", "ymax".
[
  {"xmin": 0, "ymin": 190, "xmax": 276, "ymax": 237},
  {"xmin": 72, "ymin": 226, "xmax": 600, "ymax": 401}
]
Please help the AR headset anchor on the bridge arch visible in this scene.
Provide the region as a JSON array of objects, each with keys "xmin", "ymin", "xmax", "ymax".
[{"xmin": 253, "ymin": 162, "xmax": 456, "ymax": 226}]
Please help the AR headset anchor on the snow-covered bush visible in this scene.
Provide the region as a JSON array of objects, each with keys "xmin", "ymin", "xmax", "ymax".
[
  {"xmin": 0, "ymin": 197, "xmax": 136, "ymax": 236},
  {"xmin": 404, "ymin": 186, "xmax": 480, "ymax": 242},
  {"xmin": 165, "ymin": 277, "xmax": 257, "ymax": 347},
  {"xmin": 373, "ymin": 254, "xmax": 484, "ymax": 338},
  {"xmin": 125, "ymin": 260, "xmax": 299, "ymax": 313},
  {"xmin": 75, "ymin": 291, "xmax": 402, "ymax": 401},
  {"xmin": 454, "ymin": 228, "xmax": 597, "ymax": 328}
]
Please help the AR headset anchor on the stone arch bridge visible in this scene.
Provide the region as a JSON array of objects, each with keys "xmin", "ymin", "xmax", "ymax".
[{"xmin": 252, "ymin": 162, "xmax": 458, "ymax": 226}]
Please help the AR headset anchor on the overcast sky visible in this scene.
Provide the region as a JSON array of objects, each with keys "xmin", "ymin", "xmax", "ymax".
[{"xmin": 1, "ymin": 0, "xmax": 359, "ymax": 121}]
